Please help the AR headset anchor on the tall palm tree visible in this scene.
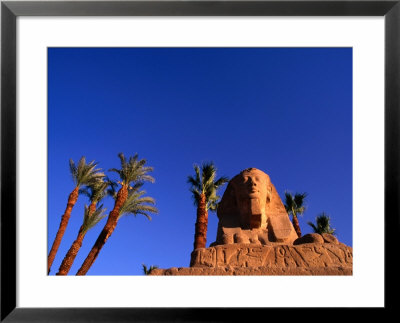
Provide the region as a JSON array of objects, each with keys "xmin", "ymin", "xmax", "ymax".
[
  {"xmin": 56, "ymin": 179, "xmax": 112, "ymax": 275},
  {"xmin": 284, "ymin": 191, "xmax": 307, "ymax": 238},
  {"xmin": 76, "ymin": 153, "xmax": 155, "ymax": 275},
  {"xmin": 56, "ymin": 205, "xmax": 106, "ymax": 275},
  {"xmin": 187, "ymin": 162, "xmax": 229, "ymax": 251},
  {"xmin": 307, "ymin": 212, "xmax": 336, "ymax": 235},
  {"xmin": 142, "ymin": 264, "xmax": 159, "ymax": 275},
  {"xmin": 48, "ymin": 157, "xmax": 105, "ymax": 274}
]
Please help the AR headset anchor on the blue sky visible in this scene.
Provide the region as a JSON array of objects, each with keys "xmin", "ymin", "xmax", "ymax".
[{"xmin": 48, "ymin": 47, "xmax": 352, "ymax": 275}]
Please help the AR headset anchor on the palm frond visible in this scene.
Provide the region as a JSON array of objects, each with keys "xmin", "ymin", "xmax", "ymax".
[
  {"xmin": 79, "ymin": 186, "xmax": 91, "ymax": 198},
  {"xmin": 118, "ymin": 152, "xmax": 127, "ymax": 169},
  {"xmin": 69, "ymin": 156, "xmax": 105, "ymax": 187},
  {"xmin": 90, "ymin": 181, "xmax": 108, "ymax": 202},
  {"xmin": 106, "ymin": 178, "xmax": 119, "ymax": 197},
  {"xmin": 208, "ymin": 203, "xmax": 218, "ymax": 212},
  {"xmin": 187, "ymin": 175, "xmax": 201, "ymax": 192},
  {"xmin": 297, "ymin": 206, "xmax": 306, "ymax": 215},
  {"xmin": 69, "ymin": 159, "xmax": 78, "ymax": 185},
  {"xmin": 135, "ymin": 172, "xmax": 155, "ymax": 184},
  {"xmin": 134, "ymin": 208, "xmax": 157, "ymax": 221},
  {"xmin": 118, "ymin": 189, "xmax": 158, "ymax": 220},
  {"xmin": 207, "ymin": 193, "xmax": 221, "ymax": 211},
  {"xmin": 284, "ymin": 191, "xmax": 307, "ymax": 217},
  {"xmin": 202, "ymin": 163, "xmax": 217, "ymax": 189},
  {"xmin": 109, "ymin": 168, "xmax": 122, "ymax": 178},
  {"xmin": 214, "ymin": 176, "xmax": 229, "ymax": 189},
  {"xmin": 80, "ymin": 177, "xmax": 114, "ymax": 205},
  {"xmin": 187, "ymin": 162, "xmax": 228, "ymax": 212},
  {"xmin": 294, "ymin": 192, "xmax": 307, "ymax": 208},
  {"xmin": 308, "ymin": 212, "xmax": 336, "ymax": 235},
  {"xmin": 194, "ymin": 164, "xmax": 201, "ymax": 186},
  {"xmin": 307, "ymin": 221, "xmax": 318, "ymax": 233},
  {"xmin": 111, "ymin": 153, "xmax": 154, "ymax": 186},
  {"xmin": 284, "ymin": 191, "xmax": 294, "ymax": 213},
  {"xmin": 128, "ymin": 154, "xmax": 138, "ymax": 166},
  {"xmin": 77, "ymin": 160, "xmax": 96, "ymax": 184},
  {"xmin": 82, "ymin": 204, "xmax": 107, "ymax": 233},
  {"xmin": 189, "ymin": 188, "xmax": 201, "ymax": 207}
]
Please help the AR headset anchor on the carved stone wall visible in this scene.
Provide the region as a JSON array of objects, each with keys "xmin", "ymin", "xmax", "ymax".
[{"xmin": 150, "ymin": 243, "xmax": 352, "ymax": 276}]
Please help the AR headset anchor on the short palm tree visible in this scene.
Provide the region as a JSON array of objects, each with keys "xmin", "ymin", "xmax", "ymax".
[
  {"xmin": 48, "ymin": 157, "xmax": 104, "ymax": 274},
  {"xmin": 284, "ymin": 191, "xmax": 307, "ymax": 238},
  {"xmin": 56, "ymin": 205, "xmax": 107, "ymax": 275},
  {"xmin": 76, "ymin": 153, "xmax": 155, "ymax": 275},
  {"xmin": 187, "ymin": 162, "xmax": 229, "ymax": 251},
  {"xmin": 307, "ymin": 212, "xmax": 336, "ymax": 235},
  {"xmin": 142, "ymin": 264, "xmax": 159, "ymax": 275}
]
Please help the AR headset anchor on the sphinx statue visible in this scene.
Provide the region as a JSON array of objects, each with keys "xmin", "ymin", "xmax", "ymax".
[
  {"xmin": 211, "ymin": 168, "xmax": 298, "ymax": 246},
  {"xmin": 150, "ymin": 167, "xmax": 353, "ymax": 275}
]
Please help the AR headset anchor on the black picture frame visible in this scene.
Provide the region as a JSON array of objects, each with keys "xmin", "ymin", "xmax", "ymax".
[{"xmin": 1, "ymin": 0, "xmax": 398, "ymax": 321}]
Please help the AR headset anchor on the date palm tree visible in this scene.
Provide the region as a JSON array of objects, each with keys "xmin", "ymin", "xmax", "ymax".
[
  {"xmin": 76, "ymin": 153, "xmax": 155, "ymax": 275},
  {"xmin": 307, "ymin": 212, "xmax": 336, "ymax": 235},
  {"xmin": 284, "ymin": 191, "xmax": 307, "ymax": 238},
  {"xmin": 48, "ymin": 157, "xmax": 105, "ymax": 274},
  {"xmin": 187, "ymin": 162, "xmax": 229, "ymax": 251},
  {"xmin": 56, "ymin": 179, "xmax": 112, "ymax": 275},
  {"xmin": 56, "ymin": 205, "xmax": 107, "ymax": 275}
]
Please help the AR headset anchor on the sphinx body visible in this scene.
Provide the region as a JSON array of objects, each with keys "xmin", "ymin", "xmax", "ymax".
[
  {"xmin": 211, "ymin": 168, "xmax": 298, "ymax": 246},
  {"xmin": 150, "ymin": 167, "xmax": 353, "ymax": 275}
]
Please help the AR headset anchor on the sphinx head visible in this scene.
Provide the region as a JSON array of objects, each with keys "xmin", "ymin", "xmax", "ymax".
[
  {"xmin": 215, "ymin": 168, "xmax": 298, "ymax": 244},
  {"xmin": 227, "ymin": 168, "xmax": 272, "ymax": 229}
]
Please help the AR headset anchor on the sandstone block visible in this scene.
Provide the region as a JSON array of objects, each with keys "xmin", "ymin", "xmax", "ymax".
[
  {"xmin": 293, "ymin": 233, "xmax": 324, "ymax": 245},
  {"xmin": 321, "ymin": 233, "xmax": 339, "ymax": 244}
]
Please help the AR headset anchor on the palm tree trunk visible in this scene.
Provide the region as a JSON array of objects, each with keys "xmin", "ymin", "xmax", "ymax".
[
  {"xmin": 48, "ymin": 186, "xmax": 79, "ymax": 274},
  {"xmin": 56, "ymin": 225, "xmax": 86, "ymax": 275},
  {"xmin": 76, "ymin": 185, "xmax": 128, "ymax": 275},
  {"xmin": 193, "ymin": 193, "xmax": 208, "ymax": 250},
  {"xmin": 292, "ymin": 215, "xmax": 302, "ymax": 238},
  {"xmin": 56, "ymin": 201, "xmax": 98, "ymax": 275},
  {"xmin": 89, "ymin": 201, "xmax": 96, "ymax": 214}
]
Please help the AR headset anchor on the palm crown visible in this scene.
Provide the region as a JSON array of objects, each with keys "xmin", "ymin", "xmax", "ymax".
[
  {"xmin": 79, "ymin": 178, "xmax": 117, "ymax": 205},
  {"xmin": 117, "ymin": 187, "xmax": 158, "ymax": 220},
  {"xmin": 284, "ymin": 192, "xmax": 307, "ymax": 217},
  {"xmin": 69, "ymin": 157, "xmax": 105, "ymax": 187},
  {"xmin": 109, "ymin": 153, "xmax": 154, "ymax": 187},
  {"xmin": 82, "ymin": 204, "xmax": 107, "ymax": 233},
  {"xmin": 187, "ymin": 162, "xmax": 229, "ymax": 211},
  {"xmin": 307, "ymin": 212, "xmax": 336, "ymax": 235}
]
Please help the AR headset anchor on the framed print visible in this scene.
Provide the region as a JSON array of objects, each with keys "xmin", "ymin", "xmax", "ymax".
[{"xmin": 1, "ymin": 0, "xmax": 398, "ymax": 321}]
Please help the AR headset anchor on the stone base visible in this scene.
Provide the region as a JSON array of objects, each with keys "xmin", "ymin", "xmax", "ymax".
[
  {"xmin": 150, "ymin": 265, "xmax": 352, "ymax": 276},
  {"xmin": 150, "ymin": 243, "xmax": 352, "ymax": 276}
]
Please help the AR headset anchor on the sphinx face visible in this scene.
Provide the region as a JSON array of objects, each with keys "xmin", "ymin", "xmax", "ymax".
[
  {"xmin": 234, "ymin": 169, "xmax": 269, "ymax": 200},
  {"xmin": 231, "ymin": 169, "xmax": 270, "ymax": 229}
]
